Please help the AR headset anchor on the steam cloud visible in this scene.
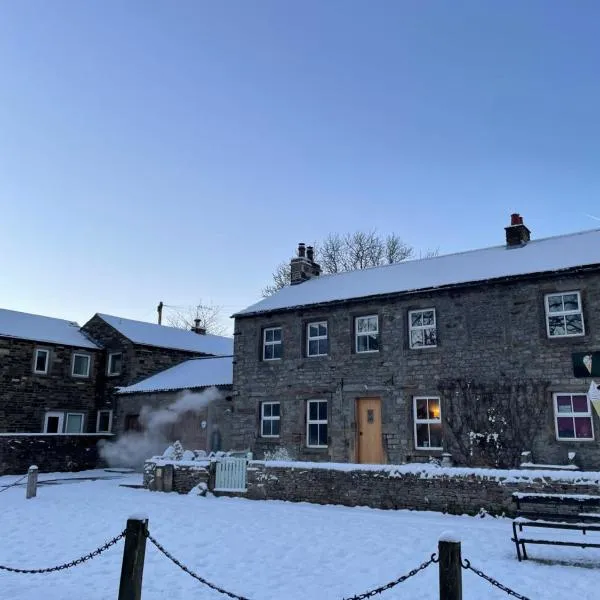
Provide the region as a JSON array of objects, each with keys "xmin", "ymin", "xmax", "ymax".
[{"xmin": 99, "ymin": 387, "xmax": 221, "ymax": 469}]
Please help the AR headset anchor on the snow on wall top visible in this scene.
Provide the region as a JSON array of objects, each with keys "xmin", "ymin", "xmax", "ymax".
[
  {"xmin": 117, "ymin": 356, "xmax": 232, "ymax": 394},
  {"xmin": 0, "ymin": 308, "xmax": 99, "ymax": 349},
  {"xmin": 97, "ymin": 314, "xmax": 233, "ymax": 355},
  {"xmin": 236, "ymin": 228, "xmax": 600, "ymax": 316}
]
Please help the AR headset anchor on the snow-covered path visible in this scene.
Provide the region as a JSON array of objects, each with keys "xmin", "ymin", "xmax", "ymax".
[{"xmin": 0, "ymin": 471, "xmax": 599, "ymax": 599}]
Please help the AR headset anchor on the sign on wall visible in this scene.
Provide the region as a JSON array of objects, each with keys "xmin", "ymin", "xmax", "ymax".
[{"xmin": 572, "ymin": 352, "xmax": 600, "ymax": 378}]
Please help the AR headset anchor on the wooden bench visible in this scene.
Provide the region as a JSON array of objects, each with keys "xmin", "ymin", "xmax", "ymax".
[{"xmin": 512, "ymin": 492, "xmax": 600, "ymax": 561}]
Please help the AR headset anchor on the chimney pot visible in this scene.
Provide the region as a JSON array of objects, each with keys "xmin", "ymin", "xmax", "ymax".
[
  {"xmin": 511, "ymin": 213, "xmax": 523, "ymax": 226},
  {"xmin": 306, "ymin": 245, "xmax": 314, "ymax": 262},
  {"xmin": 297, "ymin": 243, "xmax": 306, "ymax": 258}
]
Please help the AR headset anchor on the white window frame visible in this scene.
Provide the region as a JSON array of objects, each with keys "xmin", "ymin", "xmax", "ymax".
[
  {"xmin": 545, "ymin": 291, "xmax": 585, "ymax": 338},
  {"xmin": 44, "ymin": 411, "xmax": 64, "ymax": 433},
  {"xmin": 260, "ymin": 402, "xmax": 281, "ymax": 438},
  {"xmin": 553, "ymin": 392, "xmax": 594, "ymax": 441},
  {"xmin": 65, "ymin": 412, "xmax": 85, "ymax": 434},
  {"xmin": 107, "ymin": 352, "xmax": 123, "ymax": 376},
  {"xmin": 71, "ymin": 353, "xmax": 91, "ymax": 378},
  {"xmin": 408, "ymin": 309, "xmax": 437, "ymax": 349},
  {"xmin": 96, "ymin": 409, "xmax": 113, "ymax": 433},
  {"xmin": 413, "ymin": 396, "xmax": 443, "ymax": 450},
  {"xmin": 307, "ymin": 321, "xmax": 328, "ymax": 357},
  {"xmin": 263, "ymin": 327, "xmax": 282, "ymax": 361},
  {"xmin": 355, "ymin": 315, "xmax": 379, "ymax": 354},
  {"xmin": 33, "ymin": 348, "xmax": 50, "ymax": 375},
  {"xmin": 306, "ymin": 399, "xmax": 328, "ymax": 448}
]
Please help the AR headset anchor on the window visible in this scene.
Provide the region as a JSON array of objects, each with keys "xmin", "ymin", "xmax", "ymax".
[
  {"xmin": 107, "ymin": 352, "xmax": 123, "ymax": 376},
  {"xmin": 409, "ymin": 309, "xmax": 437, "ymax": 349},
  {"xmin": 125, "ymin": 414, "xmax": 141, "ymax": 432},
  {"xmin": 96, "ymin": 410, "xmax": 113, "ymax": 433},
  {"xmin": 65, "ymin": 413, "xmax": 84, "ymax": 433},
  {"xmin": 33, "ymin": 348, "xmax": 50, "ymax": 375},
  {"xmin": 260, "ymin": 402, "xmax": 280, "ymax": 437},
  {"xmin": 413, "ymin": 397, "xmax": 442, "ymax": 450},
  {"xmin": 355, "ymin": 315, "xmax": 379, "ymax": 353},
  {"xmin": 307, "ymin": 322, "xmax": 328, "ymax": 357},
  {"xmin": 263, "ymin": 327, "xmax": 282, "ymax": 360},
  {"xmin": 72, "ymin": 353, "xmax": 91, "ymax": 378},
  {"xmin": 307, "ymin": 400, "xmax": 328, "ymax": 447},
  {"xmin": 545, "ymin": 292, "xmax": 584, "ymax": 338},
  {"xmin": 554, "ymin": 393, "xmax": 594, "ymax": 440},
  {"xmin": 44, "ymin": 411, "xmax": 64, "ymax": 433}
]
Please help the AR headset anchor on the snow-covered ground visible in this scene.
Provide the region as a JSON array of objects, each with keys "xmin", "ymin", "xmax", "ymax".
[{"xmin": 1, "ymin": 470, "xmax": 599, "ymax": 599}]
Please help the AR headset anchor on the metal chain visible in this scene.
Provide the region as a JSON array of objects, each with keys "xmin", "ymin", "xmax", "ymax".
[
  {"xmin": 461, "ymin": 559, "xmax": 531, "ymax": 600},
  {"xmin": 0, "ymin": 531, "xmax": 125, "ymax": 574},
  {"xmin": 0, "ymin": 474, "xmax": 28, "ymax": 494},
  {"xmin": 146, "ymin": 532, "xmax": 252, "ymax": 600},
  {"xmin": 343, "ymin": 554, "xmax": 439, "ymax": 600}
]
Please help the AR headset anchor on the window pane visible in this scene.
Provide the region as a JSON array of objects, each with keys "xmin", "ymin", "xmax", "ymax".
[
  {"xmin": 264, "ymin": 345, "xmax": 274, "ymax": 360},
  {"xmin": 429, "ymin": 423, "xmax": 442, "ymax": 448},
  {"xmin": 272, "ymin": 419, "xmax": 280, "ymax": 436},
  {"xmin": 309, "ymin": 402, "xmax": 318, "ymax": 421},
  {"xmin": 98, "ymin": 412, "xmax": 110, "ymax": 432},
  {"xmin": 563, "ymin": 294, "xmax": 579, "ymax": 311},
  {"xmin": 565, "ymin": 315, "xmax": 583, "ymax": 335},
  {"xmin": 261, "ymin": 420, "xmax": 270, "ymax": 436},
  {"xmin": 319, "ymin": 339, "xmax": 328, "ymax": 355},
  {"xmin": 423, "ymin": 328, "xmax": 437, "ymax": 346},
  {"xmin": 357, "ymin": 336, "xmax": 368, "ymax": 353},
  {"xmin": 556, "ymin": 396, "xmax": 573, "ymax": 413},
  {"xmin": 548, "ymin": 316, "xmax": 565, "ymax": 336},
  {"xmin": 65, "ymin": 414, "xmax": 83, "ymax": 433},
  {"xmin": 271, "ymin": 403, "xmax": 280, "ymax": 417},
  {"xmin": 308, "ymin": 340, "xmax": 319, "ymax": 356},
  {"xmin": 356, "ymin": 318, "xmax": 367, "ymax": 333},
  {"xmin": 272, "ymin": 342, "xmax": 282, "ymax": 359},
  {"xmin": 574, "ymin": 417, "xmax": 593, "ymax": 439},
  {"xmin": 318, "ymin": 423, "xmax": 327, "ymax": 445},
  {"xmin": 422, "ymin": 311, "xmax": 434, "ymax": 326},
  {"xmin": 265, "ymin": 329, "xmax": 274, "ymax": 342},
  {"xmin": 572, "ymin": 395, "xmax": 589, "ymax": 413},
  {"xmin": 109, "ymin": 353, "xmax": 122, "ymax": 374},
  {"xmin": 308, "ymin": 423, "xmax": 319, "ymax": 446},
  {"xmin": 318, "ymin": 323, "xmax": 327, "ymax": 337},
  {"xmin": 308, "ymin": 324, "xmax": 318, "ymax": 338},
  {"xmin": 411, "ymin": 312, "xmax": 422, "ymax": 327},
  {"xmin": 547, "ymin": 295, "xmax": 563, "ymax": 312},
  {"xmin": 318, "ymin": 401, "xmax": 327, "ymax": 421},
  {"xmin": 263, "ymin": 403, "xmax": 272, "ymax": 417},
  {"xmin": 557, "ymin": 416, "xmax": 575, "ymax": 438},
  {"xmin": 73, "ymin": 355, "xmax": 89, "ymax": 376},
  {"xmin": 272, "ymin": 328, "xmax": 282, "ymax": 342},
  {"xmin": 411, "ymin": 330, "xmax": 424, "ymax": 348},
  {"xmin": 415, "ymin": 399, "xmax": 428, "ymax": 420},
  {"xmin": 416, "ymin": 423, "xmax": 430, "ymax": 447},
  {"xmin": 46, "ymin": 416, "xmax": 60, "ymax": 433},
  {"xmin": 368, "ymin": 334, "xmax": 379, "ymax": 351},
  {"xmin": 36, "ymin": 351, "xmax": 47, "ymax": 372},
  {"xmin": 428, "ymin": 398, "xmax": 440, "ymax": 420},
  {"xmin": 367, "ymin": 317, "xmax": 378, "ymax": 332}
]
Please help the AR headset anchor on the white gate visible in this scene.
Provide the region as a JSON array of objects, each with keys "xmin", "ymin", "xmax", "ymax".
[{"xmin": 214, "ymin": 457, "xmax": 247, "ymax": 492}]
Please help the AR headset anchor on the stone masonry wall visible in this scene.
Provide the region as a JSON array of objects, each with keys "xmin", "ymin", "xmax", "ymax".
[
  {"xmin": 0, "ymin": 434, "xmax": 112, "ymax": 475},
  {"xmin": 232, "ymin": 269, "xmax": 600, "ymax": 468},
  {"xmin": 0, "ymin": 337, "xmax": 101, "ymax": 432}
]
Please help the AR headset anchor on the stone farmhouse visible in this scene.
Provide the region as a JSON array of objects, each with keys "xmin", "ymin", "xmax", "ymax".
[{"xmin": 231, "ymin": 215, "xmax": 600, "ymax": 469}]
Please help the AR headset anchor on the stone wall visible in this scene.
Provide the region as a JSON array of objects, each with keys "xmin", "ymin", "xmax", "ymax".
[
  {"xmin": 144, "ymin": 459, "xmax": 211, "ymax": 493},
  {"xmin": 0, "ymin": 337, "xmax": 102, "ymax": 432},
  {"xmin": 0, "ymin": 434, "xmax": 112, "ymax": 475},
  {"xmin": 232, "ymin": 268, "xmax": 600, "ymax": 467}
]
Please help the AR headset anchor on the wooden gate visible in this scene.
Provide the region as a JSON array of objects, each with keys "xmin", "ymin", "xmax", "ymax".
[{"xmin": 214, "ymin": 457, "xmax": 248, "ymax": 492}]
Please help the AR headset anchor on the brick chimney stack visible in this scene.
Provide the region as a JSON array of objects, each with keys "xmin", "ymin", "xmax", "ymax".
[
  {"xmin": 290, "ymin": 242, "xmax": 322, "ymax": 285},
  {"xmin": 505, "ymin": 213, "xmax": 531, "ymax": 247},
  {"xmin": 191, "ymin": 318, "xmax": 206, "ymax": 335}
]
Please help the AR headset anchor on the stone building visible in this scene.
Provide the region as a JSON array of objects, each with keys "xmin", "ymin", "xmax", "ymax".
[
  {"xmin": 115, "ymin": 355, "xmax": 233, "ymax": 451},
  {"xmin": 231, "ymin": 216, "xmax": 600, "ymax": 469}
]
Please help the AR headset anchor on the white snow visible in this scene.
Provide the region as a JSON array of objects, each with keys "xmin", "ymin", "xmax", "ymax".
[
  {"xmin": 0, "ymin": 470, "xmax": 599, "ymax": 599},
  {"xmin": 0, "ymin": 308, "xmax": 99, "ymax": 349},
  {"xmin": 438, "ymin": 531, "xmax": 461, "ymax": 543},
  {"xmin": 97, "ymin": 313, "xmax": 233, "ymax": 355},
  {"xmin": 236, "ymin": 228, "xmax": 600, "ymax": 315},
  {"xmin": 117, "ymin": 356, "xmax": 232, "ymax": 395}
]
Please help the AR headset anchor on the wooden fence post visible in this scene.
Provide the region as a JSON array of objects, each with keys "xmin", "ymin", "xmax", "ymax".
[
  {"xmin": 26, "ymin": 465, "xmax": 38, "ymax": 499},
  {"xmin": 118, "ymin": 516, "xmax": 148, "ymax": 600},
  {"xmin": 438, "ymin": 534, "xmax": 462, "ymax": 600}
]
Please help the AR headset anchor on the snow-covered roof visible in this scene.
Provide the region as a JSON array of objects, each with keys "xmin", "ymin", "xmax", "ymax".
[
  {"xmin": 117, "ymin": 356, "xmax": 232, "ymax": 394},
  {"xmin": 96, "ymin": 314, "xmax": 233, "ymax": 355},
  {"xmin": 236, "ymin": 228, "xmax": 600, "ymax": 316},
  {"xmin": 0, "ymin": 308, "xmax": 99, "ymax": 349}
]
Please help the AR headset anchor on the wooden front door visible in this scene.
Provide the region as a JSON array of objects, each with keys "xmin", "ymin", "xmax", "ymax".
[{"xmin": 357, "ymin": 397, "xmax": 384, "ymax": 464}]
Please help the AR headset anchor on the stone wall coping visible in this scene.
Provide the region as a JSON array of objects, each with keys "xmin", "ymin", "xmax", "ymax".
[{"xmin": 0, "ymin": 433, "xmax": 114, "ymax": 437}]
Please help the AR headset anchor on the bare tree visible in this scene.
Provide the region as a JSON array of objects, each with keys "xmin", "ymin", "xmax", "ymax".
[
  {"xmin": 262, "ymin": 229, "xmax": 421, "ymax": 296},
  {"xmin": 438, "ymin": 378, "xmax": 550, "ymax": 468},
  {"xmin": 166, "ymin": 302, "xmax": 227, "ymax": 336}
]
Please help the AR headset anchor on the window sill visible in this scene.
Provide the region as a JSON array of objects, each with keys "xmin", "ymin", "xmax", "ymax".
[{"xmin": 556, "ymin": 438, "xmax": 595, "ymax": 443}]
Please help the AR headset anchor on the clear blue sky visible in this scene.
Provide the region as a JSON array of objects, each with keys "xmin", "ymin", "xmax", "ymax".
[{"xmin": 1, "ymin": 1, "xmax": 599, "ymax": 333}]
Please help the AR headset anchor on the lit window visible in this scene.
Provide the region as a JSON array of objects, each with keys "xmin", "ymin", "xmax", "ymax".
[
  {"xmin": 263, "ymin": 327, "xmax": 282, "ymax": 360},
  {"xmin": 554, "ymin": 393, "xmax": 594, "ymax": 440},
  {"xmin": 307, "ymin": 400, "xmax": 328, "ymax": 447},
  {"xmin": 355, "ymin": 316, "xmax": 379, "ymax": 353},
  {"xmin": 409, "ymin": 309, "xmax": 437, "ymax": 349},
  {"xmin": 33, "ymin": 348, "xmax": 50, "ymax": 375},
  {"xmin": 260, "ymin": 402, "xmax": 280, "ymax": 437},
  {"xmin": 307, "ymin": 322, "xmax": 328, "ymax": 357},
  {"xmin": 107, "ymin": 352, "xmax": 122, "ymax": 376},
  {"xmin": 72, "ymin": 353, "xmax": 91, "ymax": 378},
  {"xmin": 545, "ymin": 292, "xmax": 584, "ymax": 338},
  {"xmin": 413, "ymin": 397, "xmax": 442, "ymax": 450}
]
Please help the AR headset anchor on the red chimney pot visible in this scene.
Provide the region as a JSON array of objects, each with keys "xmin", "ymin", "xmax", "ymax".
[{"xmin": 511, "ymin": 213, "xmax": 523, "ymax": 226}]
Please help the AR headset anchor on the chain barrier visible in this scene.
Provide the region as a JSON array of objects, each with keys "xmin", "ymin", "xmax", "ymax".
[
  {"xmin": 146, "ymin": 532, "xmax": 252, "ymax": 600},
  {"xmin": 342, "ymin": 553, "xmax": 438, "ymax": 600},
  {"xmin": 0, "ymin": 474, "xmax": 28, "ymax": 494},
  {"xmin": 0, "ymin": 531, "xmax": 125, "ymax": 574},
  {"xmin": 461, "ymin": 559, "xmax": 531, "ymax": 600}
]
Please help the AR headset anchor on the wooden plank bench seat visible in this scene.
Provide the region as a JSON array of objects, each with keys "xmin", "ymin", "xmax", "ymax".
[{"xmin": 512, "ymin": 492, "xmax": 600, "ymax": 561}]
